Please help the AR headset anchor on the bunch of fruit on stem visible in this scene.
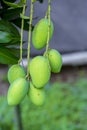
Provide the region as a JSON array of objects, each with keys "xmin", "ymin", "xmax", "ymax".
[{"xmin": 7, "ymin": 18, "xmax": 62, "ymax": 106}]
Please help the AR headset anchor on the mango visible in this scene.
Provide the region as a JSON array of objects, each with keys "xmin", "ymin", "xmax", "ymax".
[
  {"xmin": 28, "ymin": 82, "xmax": 45, "ymax": 106},
  {"xmin": 32, "ymin": 18, "xmax": 54, "ymax": 49},
  {"xmin": 8, "ymin": 64, "xmax": 26, "ymax": 84},
  {"xmin": 7, "ymin": 78, "xmax": 29, "ymax": 105},
  {"xmin": 47, "ymin": 49, "xmax": 62, "ymax": 73},
  {"xmin": 29, "ymin": 56, "xmax": 51, "ymax": 88}
]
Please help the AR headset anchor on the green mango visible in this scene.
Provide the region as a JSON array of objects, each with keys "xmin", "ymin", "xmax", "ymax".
[
  {"xmin": 47, "ymin": 49, "xmax": 62, "ymax": 73},
  {"xmin": 32, "ymin": 18, "xmax": 54, "ymax": 49},
  {"xmin": 7, "ymin": 78, "xmax": 29, "ymax": 105},
  {"xmin": 28, "ymin": 82, "xmax": 45, "ymax": 106},
  {"xmin": 8, "ymin": 64, "xmax": 26, "ymax": 84},
  {"xmin": 29, "ymin": 56, "xmax": 51, "ymax": 88}
]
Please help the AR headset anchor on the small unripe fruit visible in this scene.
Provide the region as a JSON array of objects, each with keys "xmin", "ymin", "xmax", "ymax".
[
  {"xmin": 7, "ymin": 78, "xmax": 29, "ymax": 106},
  {"xmin": 28, "ymin": 82, "xmax": 45, "ymax": 106},
  {"xmin": 8, "ymin": 64, "xmax": 26, "ymax": 84},
  {"xmin": 32, "ymin": 18, "xmax": 54, "ymax": 49},
  {"xmin": 47, "ymin": 49, "xmax": 62, "ymax": 73},
  {"xmin": 29, "ymin": 56, "xmax": 51, "ymax": 88}
]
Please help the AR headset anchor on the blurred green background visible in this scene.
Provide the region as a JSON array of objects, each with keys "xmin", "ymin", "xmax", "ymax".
[{"xmin": 0, "ymin": 76, "xmax": 87, "ymax": 130}]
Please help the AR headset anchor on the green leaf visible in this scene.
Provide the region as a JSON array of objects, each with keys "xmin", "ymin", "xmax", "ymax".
[
  {"xmin": 0, "ymin": 0, "xmax": 17, "ymax": 8},
  {"xmin": 2, "ymin": 0, "xmax": 23, "ymax": 8},
  {"xmin": 19, "ymin": 0, "xmax": 26, "ymax": 5},
  {"xmin": 0, "ymin": 20, "xmax": 20, "ymax": 45},
  {"xmin": 12, "ymin": 18, "xmax": 34, "ymax": 31},
  {"xmin": 20, "ymin": 13, "xmax": 30, "ymax": 20},
  {"xmin": 1, "ymin": 0, "xmax": 16, "ymax": 3},
  {"xmin": 2, "ymin": 8, "xmax": 23, "ymax": 20},
  {"xmin": 32, "ymin": 0, "xmax": 36, "ymax": 3},
  {"xmin": 0, "ymin": 31, "xmax": 11, "ymax": 43},
  {"xmin": 2, "ymin": 0, "xmax": 26, "ymax": 9},
  {"xmin": 12, "ymin": 18, "xmax": 29, "ymax": 31},
  {"xmin": 8, "ymin": 48, "xmax": 20, "ymax": 56},
  {"xmin": 0, "ymin": 20, "xmax": 20, "ymax": 36},
  {"xmin": 0, "ymin": 46, "xmax": 19, "ymax": 65},
  {"xmin": 8, "ymin": 47, "xmax": 26, "ymax": 56}
]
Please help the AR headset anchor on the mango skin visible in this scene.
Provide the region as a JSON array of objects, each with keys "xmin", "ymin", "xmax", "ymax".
[
  {"xmin": 32, "ymin": 18, "xmax": 54, "ymax": 49},
  {"xmin": 48, "ymin": 49, "xmax": 62, "ymax": 73},
  {"xmin": 29, "ymin": 56, "xmax": 51, "ymax": 88},
  {"xmin": 7, "ymin": 78, "xmax": 29, "ymax": 106},
  {"xmin": 28, "ymin": 82, "xmax": 45, "ymax": 106},
  {"xmin": 8, "ymin": 64, "xmax": 26, "ymax": 84}
]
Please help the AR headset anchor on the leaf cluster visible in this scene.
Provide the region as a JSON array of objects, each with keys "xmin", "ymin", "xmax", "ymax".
[{"xmin": 0, "ymin": 0, "xmax": 44, "ymax": 65}]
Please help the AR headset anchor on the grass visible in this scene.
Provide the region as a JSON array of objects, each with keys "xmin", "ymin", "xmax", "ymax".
[
  {"xmin": 0, "ymin": 96, "xmax": 17, "ymax": 130},
  {"xmin": 0, "ymin": 77, "xmax": 87, "ymax": 130}
]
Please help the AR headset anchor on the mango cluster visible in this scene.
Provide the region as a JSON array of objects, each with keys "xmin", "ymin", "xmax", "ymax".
[
  {"xmin": 7, "ymin": 18, "xmax": 62, "ymax": 106},
  {"xmin": 28, "ymin": 18, "xmax": 62, "ymax": 105},
  {"xmin": 7, "ymin": 64, "xmax": 29, "ymax": 106}
]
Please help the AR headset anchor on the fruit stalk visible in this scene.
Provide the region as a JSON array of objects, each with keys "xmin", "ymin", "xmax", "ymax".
[
  {"xmin": 18, "ymin": 1, "xmax": 26, "ymax": 64},
  {"xmin": 27, "ymin": 0, "xmax": 34, "ymax": 78},
  {"xmin": 45, "ymin": 0, "xmax": 51, "ymax": 54}
]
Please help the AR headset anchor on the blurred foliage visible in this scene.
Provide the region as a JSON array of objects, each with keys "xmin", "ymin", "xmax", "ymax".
[
  {"xmin": 0, "ymin": 0, "xmax": 22, "ymax": 64},
  {"xmin": 0, "ymin": 77, "xmax": 87, "ymax": 130},
  {"xmin": 21, "ymin": 78, "xmax": 87, "ymax": 130},
  {"xmin": 0, "ymin": 0, "xmax": 44, "ymax": 65},
  {"xmin": 0, "ymin": 97, "xmax": 17, "ymax": 130}
]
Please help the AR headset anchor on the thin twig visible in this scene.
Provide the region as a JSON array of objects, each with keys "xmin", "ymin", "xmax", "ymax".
[
  {"xmin": 18, "ymin": 2, "xmax": 26, "ymax": 64},
  {"xmin": 45, "ymin": 0, "xmax": 51, "ymax": 54},
  {"xmin": 26, "ymin": 0, "xmax": 34, "ymax": 78}
]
